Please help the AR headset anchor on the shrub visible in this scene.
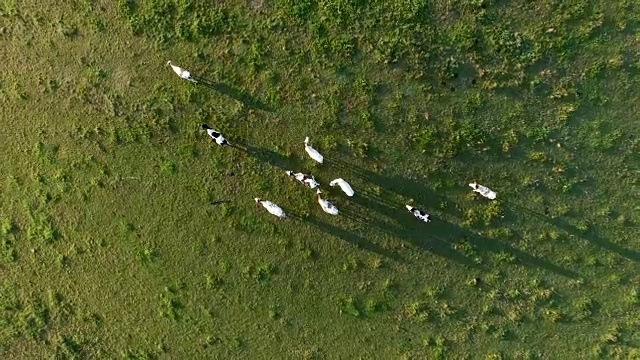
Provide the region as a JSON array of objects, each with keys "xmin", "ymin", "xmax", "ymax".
[
  {"xmin": 138, "ymin": 245, "xmax": 158, "ymax": 263},
  {"xmin": 572, "ymin": 297, "xmax": 597, "ymax": 321},
  {"xmin": 346, "ymin": 138, "xmax": 369, "ymax": 158},
  {"xmin": 411, "ymin": 126, "xmax": 438, "ymax": 152},
  {"xmin": 462, "ymin": 209, "xmax": 478, "ymax": 227},
  {"xmin": 364, "ymin": 298, "xmax": 388, "ymax": 314},
  {"xmin": 404, "ymin": 301, "xmax": 429, "ymax": 322},
  {"xmin": 16, "ymin": 298, "xmax": 51, "ymax": 340},
  {"xmin": 339, "ymin": 297, "xmax": 362, "ymax": 318},
  {"xmin": 438, "ymin": 302, "xmax": 457, "ymax": 319},
  {"xmin": 26, "ymin": 214, "xmax": 59, "ymax": 245},
  {"xmin": 342, "ymin": 257, "xmax": 360, "ymax": 272},
  {"xmin": 626, "ymin": 288, "xmax": 638, "ymax": 305},
  {"xmin": 1, "ymin": 218, "xmax": 14, "ymax": 235},
  {"xmin": 54, "ymin": 335, "xmax": 85, "ymax": 358},
  {"xmin": 254, "ymin": 263, "xmax": 276, "ymax": 283},
  {"xmin": 320, "ymin": 135, "xmax": 339, "ymax": 151},
  {"xmin": 482, "ymin": 202, "xmax": 504, "ymax": 225},
  {"xmin": 501, "ymin": 129, "xmax": 518, "ymax": 153},
  {"xmin": 160, "ymin": 161, "xmax": 177, "ymax": 175},
  {"xmin": 159, "ymin": 290, "xmax": 183, "ymax": 320},
  {"xmin": 602, "ymin": 326, "xmax": 620, "ymax": 343},
  {"xmin": 541, "ymin": 309, "xmax": 564, "ymax": 322},
  {"xmin": 119, "ymin": 0, "xmax": 230, "ymax": 44},
  {"xmin": 527, "ymin": 151, "xmax": 546, "ymax": 162},
  {"xmin": 453, "ymin": 240, "xmax": 477, "ymax": 258},
  {"xmin": 493, "ymin": 252, "xmax": 516, "ymax": 264}
]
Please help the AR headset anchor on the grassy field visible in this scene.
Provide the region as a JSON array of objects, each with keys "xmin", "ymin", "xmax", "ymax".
[{"xmin": 1, "ymin": 0, "xmax": 639, "ymax": 358}]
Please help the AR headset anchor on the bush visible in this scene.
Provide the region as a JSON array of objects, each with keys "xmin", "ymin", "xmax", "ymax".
[
  {"xmin": 339, "ymin": 297, "xmax": 362, "ymax": 318},
  {"xmin": 411, "ymin": 126, "xmax": 438, "ymax": 152},
  {"xmin": 119, "ymin": 0, "xmax": 230, "ymax": 44},
  {"xmin": 527, "ymin": 151, "xmax": 546, "ymax": 162},
  {"xmin": 26, "ymin": 214, "xmax": 59, "ymax": 245},
  {"xmin": 1, "ymin": 218, "xmax": 14, "ymax": 235},
  {"xmin": 159, "ymin": 290, "xmax": 183, "ymax": 320}
]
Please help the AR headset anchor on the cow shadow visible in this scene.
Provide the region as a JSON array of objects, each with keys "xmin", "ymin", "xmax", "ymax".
[
  {"xmin": 325, "ymin": 157, "xmax": 461, "ymax": 219},
  {"xmin": 303, "ymin": 215, "xmax": 405, "ymax": 263},
  {"xmin": 512, "ymin": 203, "xmax": 639, "ymax": 262},
  {"xmin": 231, "ymin": 147, "xmax": 583, "ymax": 277},
  {"xmin": 195, "ymin": 77, "xmax": 274, "ymax": 112},
  {"xmin": 455, "ymin": 223, "xmax": 580, "ymax": 279},
  {"xmin": 235, "ymin": 143, "xmax": 299, "ymax": 171},
  {"xmin": 337, "ymin": 194, "xmax": 476, "ymax": 267},
  {"xmin": 552, "ymin": 219, "xmax": 639, "ymax": 262},
  {"xmin": 356, "ymin": 192, "xmax": 580, "ymax": 277},
  {"xmin": 325, "ymin": 158, "xmax": 580, "ymax": 278}
]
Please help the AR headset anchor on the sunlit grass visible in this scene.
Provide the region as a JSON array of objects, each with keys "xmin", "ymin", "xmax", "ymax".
[{"xmin": 0, "ymin": 0, "xmax": 638, "ymax": 358}]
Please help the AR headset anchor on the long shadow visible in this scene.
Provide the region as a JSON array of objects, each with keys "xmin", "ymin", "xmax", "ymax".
[
  {"xmin": 510, "ymin": 202, "xmax": 640, "ymax": 262},
  {"xmin": 367, "ymin": 195, "xmax": 579, "ymax": 277},
  {"xmin": 303, "ymin": 215, "xmax": 405, "ymax": 263},
  {"xmin": 232, "ymin": 145, "xmax": 582, "ymax": 276},
  {"xmin": 195, "ymin": 77, "xmax": 274, "ymax": 112},
  {"xmin": 341, "ymin": 193, "xmax": 481, "ymax": 269},
  {"xmin": 327, "ymin": 158, "xmax": 580, "ymax": 278},
  {"xmin": 449, "ymin": 222, "xmax": 580, "ymax": 279},
  {"xmin": 551, "ymin": 220, "xmax": 640, "ymax": 262},
  {"xmin": 236, "ymin": 144, "xmax": 300, "ymax": 171},
  {"xmin": 325, "ymin": 157, "xmax": 461, "ymax": 219}
]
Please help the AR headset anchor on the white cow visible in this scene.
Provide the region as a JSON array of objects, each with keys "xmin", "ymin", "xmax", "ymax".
[
  {"xmin": 254, "ymin": 198, "xmax": 286, "ymax": 218},
  {"xmin": 285, "ymin": 171, "xmax": 319, "ymax": 189},
  {"xmin": 304, "ymin": 137, "xmax": 324, "ymax": 164},
  {"xmin": 329, "ymin": 178, "xmax": 354, "ymax": 197},
  {"xmin": 316, "ymin": 189, "xmax": 338, "ymax": 215},
  {"xmin": 469, "ymin": 182, "xmax": 497, "ymax": 200},
  {"xmin": 166, "ymin": 61, "xmax": 197, "ymax": 83}
]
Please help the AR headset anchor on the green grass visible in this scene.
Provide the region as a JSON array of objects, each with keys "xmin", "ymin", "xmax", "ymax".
[{"xmin": 1, "ymin": 0, "xmax": 639, "ymax": 358}]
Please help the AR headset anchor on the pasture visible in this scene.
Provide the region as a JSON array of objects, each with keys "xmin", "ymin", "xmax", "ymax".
[{"xmin": 0, "ymin": 0, "xmax": 638, "ymax": 358}]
